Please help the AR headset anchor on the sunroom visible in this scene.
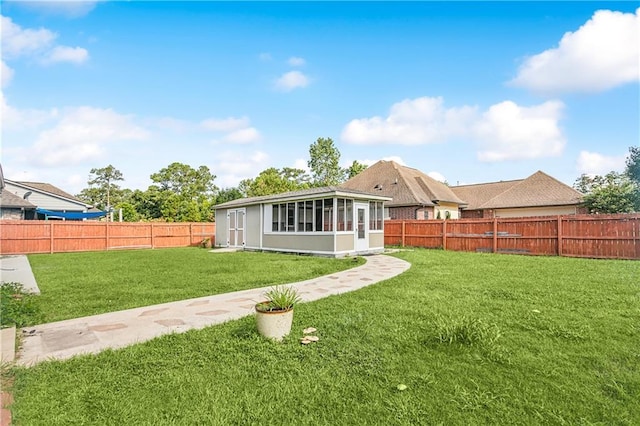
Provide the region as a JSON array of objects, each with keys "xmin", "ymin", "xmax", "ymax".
[{"xmin": 213, "ymin": 186, "xmax": 391, "ymax": 257}]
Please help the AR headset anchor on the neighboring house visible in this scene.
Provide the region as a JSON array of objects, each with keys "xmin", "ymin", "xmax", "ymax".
[
  {"xmin": 451, "ymin": 171, "xmax": 585, "ymax": 218},
  {"xmin": 341, "ymin": 160, "xmax": 467, "ymax": 220},
  {"xmin": 214, "ymin": 186, "xmax": 391, "ymax": 257},
  {"xmin": 3, "ymin": 179, "xmax": 95, "ymax": 220},
  {"xmin": 0, "ymin": 189, "xmax": 37, "ymax": 219}
]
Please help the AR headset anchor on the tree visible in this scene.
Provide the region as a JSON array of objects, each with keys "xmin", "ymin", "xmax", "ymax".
[
  {"xmin": 346, "ymin": 160, "xmax": 368, "ymax": 179},
  {"xmin": 148, "ymin": 162, "xmax": 218, "ymax": 222},
  {"xmin": 239, "ymin": 167, "xmax": 310, "ymax": 197},
  {"xmin": 625, "ymin": 146, "xmax": 640, "ymax": 185},
  {"xmin": 150, "ymin": 162, "xmax": 217, "ymax": 198},
  {"xmin": 308, "ymin": 137, "xmax": 345, "ymax": 186},
  {"xmin": 76, "ymin": 165, "xmax": 124, "ymax": 211},
  {"xmin": 574, "ymin": 172, "xmax": 638, "ymax": 214},
  {"xmin": 215, "ymin": 187, "xmax": 244, "ymax": 205}
]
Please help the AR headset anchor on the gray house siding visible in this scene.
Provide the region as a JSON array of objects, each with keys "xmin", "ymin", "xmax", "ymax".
[
  {"xmin": 369, "ymin": 232, "xmax": 384, "ymax": 249},
  {"xmin": 262, "ymin": 234, "xmax": 335, "ymax": 253},
  {"xmin": 213, "ymin": 187, "xmax": 391, "ymax": 257},
  {"xmin": 4, "ymin": 182, "xmax": 87, "ymax": 211},
  {"xmin": 244, "ymin": 205, "xmax": 261, "ymax": 249}
]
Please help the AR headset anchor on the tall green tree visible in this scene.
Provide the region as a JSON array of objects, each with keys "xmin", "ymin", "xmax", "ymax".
[
  {"xmin": 76, "ymin": 165, "xmax": 125, "ymax": 210},
  {"xmin": 346, "ymin": 160, "xmax": 368, "ymax": 179},
  {"xmin": 149, "ymin": 162, "xmax": 218, "ymax": 222},
  {"xmin": 625, "ymin": 146, "xmax": 640, "ymax": 185},
  {"xmin": 308, "ymin": 137, "xmax": 345, "ymax": 186},
  {"xmin": 574, "ymin": 172, "xmax": 638, "ymax": 214},
  {"xmin": 239, "ymin": 167, "xmax": 310, "ymax": 197},
  {"xmin": 215, "ymin": 187, "xmax": 244, "ymax": 205}
]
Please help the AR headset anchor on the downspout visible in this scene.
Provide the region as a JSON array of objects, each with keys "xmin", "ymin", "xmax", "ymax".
[{"xmin": 259, "ymin": 204, "xmax": 263, "ymax": 250}]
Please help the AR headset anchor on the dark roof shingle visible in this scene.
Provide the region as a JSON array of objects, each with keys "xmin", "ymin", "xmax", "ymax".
[
  {"xmin": 341, "ymin": 160, "xmax": 466, "ymax": 207},
  {"xmin": 451, "ymin": 171, "xmax": 583, "ymax": 210},
  {"xmin": 0, "ymin": 189, "xmax": 36, "ymax": 209}
]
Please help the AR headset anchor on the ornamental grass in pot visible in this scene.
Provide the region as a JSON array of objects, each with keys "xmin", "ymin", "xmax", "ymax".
[{"xmin": 255, "ymin": 285, "xmax": 301, "ymax": 341}]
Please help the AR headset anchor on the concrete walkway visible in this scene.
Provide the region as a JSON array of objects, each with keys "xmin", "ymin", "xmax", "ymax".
[
  {"xmin": 17, "ymin": 255, "xmax": 410, "ymax": 366},
  {"xmin": 0, "ymin": 255, "xmax": 40, "ymax": 294}
]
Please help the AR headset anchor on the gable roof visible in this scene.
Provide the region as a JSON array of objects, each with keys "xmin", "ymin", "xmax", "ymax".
[
  {"xmin": 214, "ymin": 186, "xmax": 391, "ymax": 210},
  {"xmin": 340, "ymin": 160, "xmax": 467, "ymax": 207},
  {"xmin": 451, "ymin": 171, "xmax": 583, "ymax": 210},
  {"xmin": 0, "ymin": 189, "xmax": 37, "ymax": 209},
  {"xmin": 5, "ymin": 180, "xmax": 90, "ymax": 207}
]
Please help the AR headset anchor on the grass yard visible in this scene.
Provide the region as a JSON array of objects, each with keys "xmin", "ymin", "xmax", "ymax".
[
  {"xmin": 26, "ymin": 248, "xmax": 364, "ymax": 324},
  {"xmin": 9, "ymin": 249, "xmax": 640, "ymax": 425}
]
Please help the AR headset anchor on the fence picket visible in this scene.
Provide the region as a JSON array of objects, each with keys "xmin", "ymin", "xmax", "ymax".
[
  {"xmin": 385, "ymin": 214, "xmax": 639, "ymax": 260},
  {"xmin": 0, "ymin": 221, "xmax": 216, "ymax": 254}
]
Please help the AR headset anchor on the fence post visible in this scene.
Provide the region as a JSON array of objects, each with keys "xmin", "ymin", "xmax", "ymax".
[
  {"xmin": 50, "ymin": 221, "xmax": 54, "ymax": 254},
  {"xmin": 442, "ymin": 220, "xmax": 447, "ymax": 250},
  {"xmin": 401, "ymin": 221, "xmax": 406, "ymax": 247},
  {"xmin": 189, "ymin": 223, "xmax": 193, "ymax": 246},
  {"xmin": 106, "ymin": 221, "xmax": 110, "ymax": 250},
  {"xmin": 151, "ymin": 223, "xmax": 155, "ymax": 249},
  {"xmin": 493, "ymin": 218, "xmax": 498, "ymax": 253},
  {"xmin": 557, "ymin": 216, "xmax": 563, "ymax": 257}
]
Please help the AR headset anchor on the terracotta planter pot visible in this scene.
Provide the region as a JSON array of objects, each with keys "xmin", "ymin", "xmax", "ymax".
[{"xmin": 255, "ymin": 304, "xmax": 294, "ymax": 341}]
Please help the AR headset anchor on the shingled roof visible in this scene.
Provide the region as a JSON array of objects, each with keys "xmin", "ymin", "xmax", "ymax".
[
  {"xmin": 6, "ymin": 180, "xmax": 88, "ymax": 205},
  {"xmin": 341, "ymin": 160, "xmax": 467, "ymax": 207},
  {"xmin": 0, "ymin": 189, "xmax": 36, "ymax": 209},
  {"xmin": 214, "ymin": 186, "xmax": 390, "ymax": 209},
  {"xmin": 451, "ymin": 171, "xmax": 583, "ymax": 210}
]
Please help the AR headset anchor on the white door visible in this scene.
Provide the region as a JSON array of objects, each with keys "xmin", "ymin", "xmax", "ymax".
[
  {"xmin": 354, "ymin": 203, "xmax": 369, "ymax": 252},
  {"xmin": 227, "ymin": 209, "xmax": 245, "ymax": 247}
]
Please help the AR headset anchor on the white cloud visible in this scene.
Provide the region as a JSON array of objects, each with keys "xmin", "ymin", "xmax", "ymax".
[
  {"xmin": 201, "ymin": 116, "xmax": 249, "ymax": 132},
  {"xmin": 510, "ymin": 8, "xmax": 640, "ymax": 93},
  {"xmin": 293, "ymin": 158, "xmax": 310, "ymax": 173},
  {"xmin": 1, "ymin": 15, "xmax": 56, "ymax": 57},
  {"xmin": 341, "ymin": 97, "xmax": 476, "ymax": 145},
  {"xmin": 201, "ymin": 116, "xmax": 261, "ymax": 144},
  {"xmin": 30, "ymin": 107, "xmax": 149, "ymax": 167},
  {"xmin": 342, "ymin": 96, "xmax": 566, "ymax": 162},
  {"xmin": 224, "ymin": 127, "xmax": 261, "ymax": 144},
  {"xmin": 288, "ymin": 56, "xmax": 306, "ymax": 67},
  {"xmin": 275, "ymin": 70, "xmax": 309, "ymax": 91},
  {"xmin": 1, "ymin": 92, "xmax": 58, "ymax": 130},
  {"xmin": 44, "ymin": 46, "xmax": 89, "ymax": 64},
  {"xmin": 11, "ymin": 1, "xmax": 102, "ymax": 18},
  {"xmin": 474, "ymin": 100, "xmax": 566, "ymax": 162},
  {"xmin": 1, "ymin": 61, "xmax": 14, "ymax": 88},
  {"xmin": 213, "ymin": 150, "xmax": 270, "ymax": 187},
  {"xmin": 576, "ymin": 151, "xmax": 627, "ymax": 175},
  {"xmin": 427, "ymin": 171, "xmax": 446, "ymax": 182}
]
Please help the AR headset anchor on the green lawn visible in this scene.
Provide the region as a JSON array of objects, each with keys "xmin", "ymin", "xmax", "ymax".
[
  {"xmin": 10, "ymin": 250, "xmax": 640, "ymax": 425},
  {"xmin": 27, "ymin": 248, "xmax": 364, "ymax": 324}
]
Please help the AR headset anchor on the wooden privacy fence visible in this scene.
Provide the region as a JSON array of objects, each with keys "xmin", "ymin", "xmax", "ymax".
[
  {"xmin": 0, "ymin": 221, "xmax": 216, "ymax": 255},
  {"xmin": 384, "ymin": 214, "xmax": 640, "ymax": 260}
]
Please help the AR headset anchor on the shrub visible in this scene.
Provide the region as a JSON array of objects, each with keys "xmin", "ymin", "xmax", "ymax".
[{"xmin": 1, "ymin": 282, "xmax": 42, "ymax": 328}]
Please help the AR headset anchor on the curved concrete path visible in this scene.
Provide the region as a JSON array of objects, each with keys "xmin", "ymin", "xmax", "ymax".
[{"xmin": 17, "ymin": 255, "xmax": 410, "ymax": 366}]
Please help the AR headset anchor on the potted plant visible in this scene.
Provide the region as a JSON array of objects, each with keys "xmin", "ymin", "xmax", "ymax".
[
  {"xmin": 255, "ymin": 285, "xmax": 301, "ymax": 341},
  {"xmin": 200, "ymin": 237, "xmax": 212, "ymax": 249}
]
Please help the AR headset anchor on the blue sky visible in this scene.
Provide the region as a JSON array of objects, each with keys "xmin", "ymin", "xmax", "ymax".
[{"xmin": 2, "ymin": 1, "xmax": 638, "ymax": 194}]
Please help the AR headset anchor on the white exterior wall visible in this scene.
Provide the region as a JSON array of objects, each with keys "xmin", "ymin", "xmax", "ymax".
[
  {"xmin": 434, "ymin": 202, "xmax": 460, "ymax": 219},
  {"xmin": 4, "ymin": 183, "xmax": 87, "ymax": 211}
]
